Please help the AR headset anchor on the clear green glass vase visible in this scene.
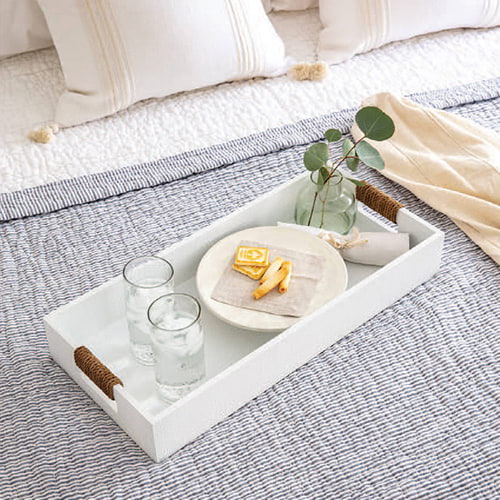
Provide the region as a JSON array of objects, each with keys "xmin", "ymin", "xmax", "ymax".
[{"xmin": 294, "ymin": 173, "xmax": 357, "ymax": 235}]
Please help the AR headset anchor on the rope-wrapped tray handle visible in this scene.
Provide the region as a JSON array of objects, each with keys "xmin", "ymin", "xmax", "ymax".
[
  {"xmin": 356, "ymin": 183, "xmax": 404, "ymax": 223},
  {"xmin": 74, "ymin": 346, "xmax": 123, "ymax": 400}
]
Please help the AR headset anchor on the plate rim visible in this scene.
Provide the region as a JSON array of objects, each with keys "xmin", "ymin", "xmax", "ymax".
[{"xmin": 196, "ymin": 225, "xmax": 348, "ymax": 333}]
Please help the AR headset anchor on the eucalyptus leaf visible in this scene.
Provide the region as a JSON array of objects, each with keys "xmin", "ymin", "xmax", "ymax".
[
  {"xmin": 346, "ymin": 156, "xmax": 360, "ymax": 172},
  {"xmin": 310, "ymin": 167, "xmax": 330, "ymax": 192},
  {"xmin": 342, "ymin": 138, "xmax": 359, "ymax": 172},
  {"xmin": 356, "ymin": 140, "xmax": 385, "ymax": 170},
  {"xmin": 318, "ymin": 166, "xmax": 330, "ymax": 192},
  {"xmin": 342, "ymin": 138, "xmax": 354, "ymax": 155},
  {"xmin": 304, "ymin": 142, "xmax": 329, "ymax": 171},
  {"xmin": 346, "ymin": 177, "xmax": 365, "ymax": 187},
  {"xmin": 325, "ymin": 128, "xmax": 342, "ymax": 142},
  {"xmin": 355, "ymin": 106, "xmax": 395, "ymax": 141}
]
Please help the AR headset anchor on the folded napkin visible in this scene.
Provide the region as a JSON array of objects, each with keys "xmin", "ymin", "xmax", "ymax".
[
  {"xmin": 352, "ymin": 92, "xmax": 500, "ymax": 264},
  {"xmin": 211, "ymin": 240, "xmax": 324, "ymax": 317},
  {"xmin": 278, "ymin": 222, "xmax": 410, "ymax": 266}
]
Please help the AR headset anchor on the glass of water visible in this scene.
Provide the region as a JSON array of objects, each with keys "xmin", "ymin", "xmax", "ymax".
[
  {"xmin": 123, "ymin": 256, "xmax": 174, "ymax": 365},
  {"xmin": 147, "ymin": 293, "xmax": 206, "ymax": 403}
]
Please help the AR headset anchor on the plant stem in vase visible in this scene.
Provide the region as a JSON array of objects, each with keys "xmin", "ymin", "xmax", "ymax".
[
  {"xmin": 294, "ymin": 106, "xmax": 395, "ymax": 233},
  {"xmin": 295, "ymin": 172, "xmax": 357, "ymax": 234}
]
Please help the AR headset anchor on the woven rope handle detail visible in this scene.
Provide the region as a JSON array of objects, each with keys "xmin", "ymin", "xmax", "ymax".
[
  {"xmin": 74, "ymin": 346, "xmax": 123, "ymax": 400},
  {"xmin": 356, "ymin": 183, "xmax": 404, "ymax": 223}
]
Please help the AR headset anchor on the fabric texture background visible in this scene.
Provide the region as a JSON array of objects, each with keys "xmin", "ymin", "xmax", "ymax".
[
  {"xmin": 318, "ymin": 0, "xmax": 500, "ymax": 63},
  {"xmin": 352, "ymin": 92, "xmax": 500, "ymax": 264},
  {"xmin": 0, "ymin": 86, "xmax": 498, "ymax": 499},
  {"xmin": 1, "ymin": 19, "xmax": 498, "ymax": 194},
  {"xmin": 37, "ymin": 0, "xmax": 287, "ymax": 126},
  {"xmin": 1, "ymin": 78, "xmax": 498, "ymax": 222}
]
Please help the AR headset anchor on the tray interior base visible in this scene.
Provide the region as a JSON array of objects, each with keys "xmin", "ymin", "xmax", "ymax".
[{"xmin": 84, "ymin": 258, "xmax": 382, "ymax": 418}]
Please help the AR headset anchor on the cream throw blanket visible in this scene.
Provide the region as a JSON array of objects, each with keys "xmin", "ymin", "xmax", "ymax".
[{"xmin": 352, "ymin": 93, "xmax": 500, "ymax": 265}]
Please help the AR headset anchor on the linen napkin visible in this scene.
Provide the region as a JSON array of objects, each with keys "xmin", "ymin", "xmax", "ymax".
[
  {"xmin": 211, "ymin": 240, "xmax": 324, "ymax": 317},
  {"xmin": 352, "ymin": 92, "xmax": 500, "ymax": 264},
  {"xmin": 278, "ymin": 222, "xmax": 410, "ymax": 266}
]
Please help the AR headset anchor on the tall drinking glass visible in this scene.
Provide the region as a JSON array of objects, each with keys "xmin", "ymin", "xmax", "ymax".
[
  {"xmin": 147, "ymin": 293, "xmax": 205, "ymax": 402},
  {"xmin": 123, "ymin": 256, "xmax": 174, "ymax": 365}
]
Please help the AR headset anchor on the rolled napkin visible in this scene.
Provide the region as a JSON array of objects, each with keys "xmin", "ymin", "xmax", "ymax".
[
  {"xmin": 352, "ymin": 92, "xmax": 500, "ymax": 265},
  {"xmin": 277, "ymin": 222, "xmax": 409, "ymax": 266}
]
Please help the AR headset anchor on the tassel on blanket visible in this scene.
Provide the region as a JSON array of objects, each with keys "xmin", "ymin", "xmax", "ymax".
[
  {"xmin": 288, "ymin": 62, "xmax": 329, "ymax": 81},
  {"xmin": 28, "ymin": 123, "xmax": 60, "ymax": 144}
]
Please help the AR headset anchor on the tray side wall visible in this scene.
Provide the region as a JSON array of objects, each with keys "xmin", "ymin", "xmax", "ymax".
[
  {"xmin": 44, "ymin": 173, "xmax": 444, "ymax": 462},
  {"xmin": 45, "ymin": 320, "xmax": 158, "ymax": 461},
  {"xmin": 152, "ymin": 230, "xmax": 444, "ymax": 461}
]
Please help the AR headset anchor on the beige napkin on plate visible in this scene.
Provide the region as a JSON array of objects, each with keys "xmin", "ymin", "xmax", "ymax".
[
  {"xmin": 211, "ymin": 240, "xmax": 324, "ymax": 317},
  {"xmin": 352, "ymin": 92, "xmax": 500, "ymax": 264}
]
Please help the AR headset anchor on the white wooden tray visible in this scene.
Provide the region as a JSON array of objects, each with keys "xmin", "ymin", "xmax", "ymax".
[{"xmin": 44, "ymin": 174, "xmax": 444, "ymax": 462}]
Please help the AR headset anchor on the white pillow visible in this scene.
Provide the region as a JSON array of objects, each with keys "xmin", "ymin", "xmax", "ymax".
[
  {"xmin": 0, "ymin": 0, "xmax": 52, "ymax": 58},
  {"xmin": 38, "ymin": 0, "xmax": 287, "ymax": 127},
  {"xmin": 319, "ymin": 0, "xmax": 500, "ymax": 63},
  {"xmin": 264, "ymin": 0, "xmax": 317, "ymax": 11}
]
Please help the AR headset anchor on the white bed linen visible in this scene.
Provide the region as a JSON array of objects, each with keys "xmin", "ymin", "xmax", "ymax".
[{"xmin": 0, "ymin": 9, "xmax": 499, "ymax": 194}]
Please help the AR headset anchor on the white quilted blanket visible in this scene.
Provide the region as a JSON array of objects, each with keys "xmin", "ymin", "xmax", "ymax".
[{"xmin": 0, "ymin": 9, "xmax": 499, "ymax": 194}]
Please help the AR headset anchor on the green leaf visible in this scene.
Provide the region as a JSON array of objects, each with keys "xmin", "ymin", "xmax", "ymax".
[
  {"xmin": 342, "ymin": 138, "xmax": 359, "ymax": 172},
  {"xmin": 356, "ymin": 140, "xmax": 385, "ymax": 170},
  {"xmin": 346, "ymin": 177, "xmax": 365, "ymax": 187},
  {"xmin": 342, "ymin": 138, "xmax": 354, "ymax": 155},
  {"xmin": 355, "ymin": 106, "xmax": 395, "ymax": 141},
  {"xmin": 325, "ymin": 128, "xmax": 342, "ymax": 142},
  {"xmin": 318, "ymin": 167, "xmax": 330, "ymax": 192},
  {"xmin": 303, "ymin": 143, "xmax": 329, "ymax": 171},
  {"xmin": 310, "ymin": 167, "xmax": 330, "ymax": 192}
]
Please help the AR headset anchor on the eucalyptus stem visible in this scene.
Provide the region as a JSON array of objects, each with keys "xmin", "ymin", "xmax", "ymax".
[
  {"xmin": 319, "ymin": 175, "xmax": 331, "ymax": 228},
  {"xmin": 306, "ymin": 135, "xmax": 365, "ymax": 226},
  {"xmin": 307, "ymin": 191, "xmax": 318, "ymax": 226},
  {"xmin": 303, "ymin": 107, "xmax": 394, "ymax": 229},
  {"xmin": 324, "ymin": 135, "xmax": 365, "ymax": 183}
]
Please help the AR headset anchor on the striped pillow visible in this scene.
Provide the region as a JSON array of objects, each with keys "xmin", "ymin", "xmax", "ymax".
[
  {"xmin": 319, "ymin": 0, "xmax": 500, "ymax": 63},
  {"xmin": 38, "ymin": 0, "xmax": 287, "ymax": 127}
]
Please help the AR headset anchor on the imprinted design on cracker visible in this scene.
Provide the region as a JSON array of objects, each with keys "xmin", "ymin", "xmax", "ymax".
[{"xmin": 235, "ymin": 246, "xmax": 269, "ymax": 267}]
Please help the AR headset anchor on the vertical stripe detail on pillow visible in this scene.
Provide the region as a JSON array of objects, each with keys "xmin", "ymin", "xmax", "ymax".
[
  {"xmin": 361, "ymin": 0, "xmax": 390, "ymax": 53},
  {"xmin": 226, "ymin": 0, "xmax": 260, "ymax": 77},
  {"xmin": 101, "ymin": 1, "xmax": 134, "ymax": 108},
  {"xmin": 84, "ymin": 0, "xmax": 133, "ymax": 115},
  {"xmin": 480, "ymin": 0, "xmax": 500, "ymax": 26}
]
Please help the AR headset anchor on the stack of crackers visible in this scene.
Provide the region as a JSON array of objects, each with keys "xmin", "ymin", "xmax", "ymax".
[{"xmin": 232, "ymin": 245, "xmax": 293, "ymax": 300}]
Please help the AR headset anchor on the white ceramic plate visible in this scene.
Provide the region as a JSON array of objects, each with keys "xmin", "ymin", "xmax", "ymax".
[{"xmin": 196, "ymin": 226, "xmax": 348, "ymax": 332}]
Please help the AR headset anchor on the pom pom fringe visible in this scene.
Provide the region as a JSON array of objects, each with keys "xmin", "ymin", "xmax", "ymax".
[
  {"xmin": 288, "ymin": 62, "xmax": 329, "ymax": 81},
  {"xmin": 28, "ymin": 123, "xmax": 60, "ymax": 144}
]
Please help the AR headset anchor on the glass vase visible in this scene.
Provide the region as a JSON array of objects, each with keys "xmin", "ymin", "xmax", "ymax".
[{"xmin": 294, "ymin": 173, "xmax": 357, "ymax": 234}]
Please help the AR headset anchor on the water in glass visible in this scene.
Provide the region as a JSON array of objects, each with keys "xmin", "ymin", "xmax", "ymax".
[
  {"xmin": 123, "ymin": 256, "xmax": 174, "ymax": 365},
  {"xmin": 148, "ymin": 294, "xmax": 205, "ymax": 403}
]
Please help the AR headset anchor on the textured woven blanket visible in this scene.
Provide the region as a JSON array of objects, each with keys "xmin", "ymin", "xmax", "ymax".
[
  {"xmin": 0, "ymin": 82, "xmax": 499, "ymax": 499},
  {"xmin": 1, "ymin": 20, "xmax": 498, "ymax": 195}
]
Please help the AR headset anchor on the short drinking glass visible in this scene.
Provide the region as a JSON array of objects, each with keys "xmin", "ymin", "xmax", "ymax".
[
  {"xmin": 148, "ymin": 293, "xmax": 205, "ymax": 403},
  {"xmin": 123, "ymin": 256, "xmax": 174, "ymax": 365}
]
